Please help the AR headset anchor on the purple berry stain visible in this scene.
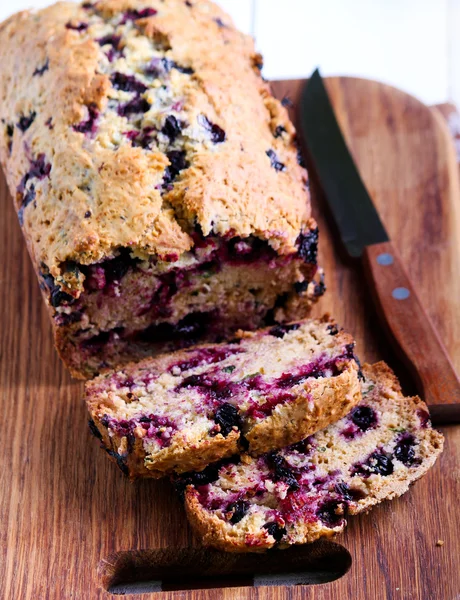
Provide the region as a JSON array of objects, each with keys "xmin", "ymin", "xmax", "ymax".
[
  {"xmin": 17, "ymin": 112, "xmax": 36, "ymax": 132},
  {"xmin": 266, "ymin": 149, "xmax": 286, "ymax": 171},
  {"xmin": 73, "ymin": 104, "xmax": 99, "ymax": 134},
  {"xmin": 198, "ymin": 114, "xmax": 226, "ymax": 143}
]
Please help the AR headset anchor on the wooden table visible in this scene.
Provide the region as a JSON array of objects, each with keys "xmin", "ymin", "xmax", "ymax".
[{"xmin": 1, "ymin": 77, "xmax": 459, "ymax": 599}]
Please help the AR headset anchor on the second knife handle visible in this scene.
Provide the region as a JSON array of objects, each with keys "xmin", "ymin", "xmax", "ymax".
[{"xmin": 362, "ymin": 240, "xmax": 460, "ymax": 422}]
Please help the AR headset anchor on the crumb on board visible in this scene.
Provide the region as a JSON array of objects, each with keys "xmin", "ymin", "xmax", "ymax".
[{"xmin": 436, "ymin": 539, "xmax": 444, "ymax": 547}]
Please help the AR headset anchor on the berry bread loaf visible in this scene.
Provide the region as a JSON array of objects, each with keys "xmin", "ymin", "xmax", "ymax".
[
  {"xmin": 176, "ymin": 362, "xmax": 443, "ymax": 552},
  {"xmin": 86, "ymin": 317, "xmax": 362, "ymax": 478},
  {"xmin": 0, "ymin": 1, "xmax": 320, "ymax": 378}
]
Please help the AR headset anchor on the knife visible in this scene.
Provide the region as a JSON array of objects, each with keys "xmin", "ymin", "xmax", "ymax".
[{"xmin": 300, "ymin": 68, "xmax": 460, "ymax": 424}]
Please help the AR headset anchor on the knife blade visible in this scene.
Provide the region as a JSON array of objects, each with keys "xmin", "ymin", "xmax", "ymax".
[{"xmin": 300, "ymin": 68, "xmax": 460, "ymax": 424}]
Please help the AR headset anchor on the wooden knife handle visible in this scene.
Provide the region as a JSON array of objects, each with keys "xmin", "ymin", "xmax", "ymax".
[{"xmin": 362, "ymin": 240, "xmax": 460, "ymax": 423}]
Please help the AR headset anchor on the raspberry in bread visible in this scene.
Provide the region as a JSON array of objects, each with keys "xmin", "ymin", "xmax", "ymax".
[
  {"xmin": 176, "ymin": 362, "xmax": 443, "ymax": 552},
  {"xmin": 86, "ymin": 317, "xmax": 362, "ymax": 478},
  {"xmin": 0, "ymin": 1, "xmax": 320, "ymax": 378}
]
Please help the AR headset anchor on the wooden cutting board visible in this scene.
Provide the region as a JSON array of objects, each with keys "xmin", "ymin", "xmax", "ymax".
[{"xmin": 1, "ymin": 77, "xmax": 459, "ymax": 600}]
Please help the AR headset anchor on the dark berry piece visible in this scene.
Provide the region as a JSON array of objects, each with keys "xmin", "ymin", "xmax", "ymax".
[
  {"xmin": 267, "ymin": 453, "xmax": 299, "ymax": 490},
  {"xmin": 269, "ymin": 323, "xmax": 300, "ymax": 338},
  {"xmin": 327, "ymin": 324, "xmax": 339, "ymax": 335},
  {"xmin": 145, "ymin": 57, "xmax": 173, "ymax": 77},
  {"xmin": 185, "ymin": 0, "xmax": 193, "ymax": 6},
  {"xmin": 294, "ymin": 280, "xmax": 309, "ymax": 294},
  {"xmin": 344, "ymin": 343, "xmax": 355, "ymax": 359},
  {"xmin": 354, "ymin": 451, "xmax": 394, "ymax": 477},
  {"xmin": 296, "ymin": 227, "xmax": 318, "ymax": 264},
  {"xmin": 121, "ymin": 8, "xmax": 157, "ymax": 23},
  {"xmin": 297, "ymin": 147, "xmax": 306, "ymax": 168},
  {"xmin": 17, "ymin": 153, "xmax": 51, "ymax": 196},
  {"xmin": 163, "ymin": 150, "xmax": 189, "ymax": 186},
  {"xmin": 214, "ymin": 403, "xmax": 241, "ymax": 436},
  {"xmin": 394, "ymin": 434, "xmax": 417, "ymax": 466},
  {"xmin": 33, "ymin": 59, "xmax": 49, "ymax": 77},
  {"xmin": 266, "ymin": 149, "xmax": 286, "ymax": 171},
  {"xmin": 84, "ymin": 210, "xmax": 91, "ymax": 218},
  {"xmin": 173, "ymin": 461, "xmax": 224, "ymax": 501},
  {"xmin": 214, "ymin": 17, "xmax": 227, "ymax": 28},
  {"xmin": 103, "ymin": 248, "xmax": 140, "ymax": 283},
  {"xmin": 118, "ymin": 97, "xmax": 150, "ymax": 117},
  {"xmin": 17, "ymin": 112, "xmax": 36, "ymax": 132},
  {"xmin": 316, "ymin": 500, "xmax": 345, "ymax": 528},
  {"xmin": 334, "ymin": 482, "xmax": 366, "ymax": 502},
  {"xmin": 350, "ymin": 406, "xmax": 378, "ymax": 432},
  {"xmin": 18, "ymin": 185, "xmax": 36, "ymax": 226},
  {"xmin": 314, "ymin": 277, "xmax": 326, "ymax": 297},
  {"xmin": 263, "ymin": 522, "xmax": 287, "ymax": 542},
  {"xmin": 161, "ymin": 115, "xmax": 182, "ymax": 141},
  {"xmin": 56, "ymin": 310, "xmax": 83, "ymax": 326},
  {"xmin": 227, "ymin": 500, "xmax": 250, "ymax": 524},
  {"xmin": 198, "ymin": 114, "xmax": 226, "ymax": 143},
  {"xmin": 45, "ymin": 118, "xmax": 53, "ymax": 130},
  {"xmin": 239, "ymin": 434, "xmax": 250, "ymax": 451},
  {"xmin": 105, "ymin": 449, "xmax": 130, "ymax": 476},
  {"xmin": 50, "ymin": 287, "xmax": 74, "ymax": 308},
  {"xmin": 22, "ymin": 184, "xmax": 36, "ymax": 208},
  {"xmin": 66, "ymin": 22, "xmax": 88, "ymax": 31},
  {"xmin": 82, "ymin": 2, "xmax": 93, "ymax": 8},
  {"xmin": 6, "ymin": 123, "xmax": 13, "ymax": 137},
  {"xmin": 73, "ymin": 103, "xmax": 99, "ymax": 134},
  {"xmin": 81, "ymin": 330, "xmax": 114, "ymax": 350},
  {"xmin": 174, "ymin": 63, "xmax": 194, "ymax": 75},
  {"xmin": 274, "ymin": 125, "xmax": 286, "ymax": 138},
  {"xmin": 88, "ymin": 418, "xmax": 103, "ymax": 441},
  {"xmin": 110, "ymin": 72, "xmax": 147, "ymax": 93},
  {"xmin": 289, "ymin": 435, "xmax": 315, "ymax": 455},
  {"xmin": 417, "ymin": 409, "xmax": 430, "ymax": 428},
  {"xmin": 131, "ymin": 126, "xmax": 155, "ymax": 149},
  {"xmin": 281, "ymin": 96, "xmax": 293, "ymax": 108},
  {"xmin": 97, "ymin": 34, "xmax": 121, "ymax": 48},
  {"xmin": 174, "ymin": 312, "xmax": 209, "ymax": 339}
]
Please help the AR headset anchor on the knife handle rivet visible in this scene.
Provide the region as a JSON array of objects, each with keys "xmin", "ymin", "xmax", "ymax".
[
  {"xmin": 377, "ymin": 253, "xmax": 394, "ymax": 266},
  {"xmin": 392, "ymin": 287, "xmax": 410, "ymax": 300}
]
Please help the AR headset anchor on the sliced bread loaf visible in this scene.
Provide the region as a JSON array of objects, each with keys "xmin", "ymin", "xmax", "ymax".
[
  {"xmin": 176, "ymin": 362, "xmax": 443, "ymax": 552},
  {"xmin": 86, "ymin": 317, "xmax": 361, "ymax": 478}
]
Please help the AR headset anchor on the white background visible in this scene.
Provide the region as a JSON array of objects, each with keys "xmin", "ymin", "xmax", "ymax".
[{"xmin": 1, "ymin": 0, "xmax": 459, "ymax": 107}]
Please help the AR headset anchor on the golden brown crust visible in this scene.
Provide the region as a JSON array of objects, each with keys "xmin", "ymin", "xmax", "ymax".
[
  {"xmin": 0, "ymin": 0, "xmax": 311, "ymax": 293},
  {"xmin": 92, "ymin": 413, "xmax": 239, "ymax": 479}
]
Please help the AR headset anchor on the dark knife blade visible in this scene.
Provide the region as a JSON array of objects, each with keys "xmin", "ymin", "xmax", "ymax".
[
  {"xmin": 298, "ymin": 68, "xmax": 460, "ymax": 423},
  {"xmin": 300, "ymin": 68, "xmax": 388, "ymax": 257}
]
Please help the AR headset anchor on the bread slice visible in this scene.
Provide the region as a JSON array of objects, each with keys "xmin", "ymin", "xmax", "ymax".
[
  {"xmin": 86, "ymin": 317, "xmax": 362, "ymax": 478},
  {"xmin": 177, "ymin": 362, "xmax": 443, "ymax": 552}
]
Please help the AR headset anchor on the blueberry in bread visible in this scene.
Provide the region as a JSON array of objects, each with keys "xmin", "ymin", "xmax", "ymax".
[
  {"xmin": 86, "ymin": 317, "xmax": 362, "ymax": 478},
  {"xmin": 0, "ymin": 0, "xmax": 320, "ymax": 378},
  {"xmin": 176, "ymin": 362, "xmax": 443, "ymax": 552}
]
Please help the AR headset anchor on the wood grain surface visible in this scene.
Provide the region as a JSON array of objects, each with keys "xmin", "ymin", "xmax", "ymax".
[{"xmin": 1, "ymin": 77, "xmax": 459, "ymax": 600}]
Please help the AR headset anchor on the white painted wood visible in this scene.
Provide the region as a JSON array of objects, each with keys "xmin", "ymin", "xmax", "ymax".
[
  {"xmin": 214, "ymin": 0, "xmax": 254, "ymax": 34},
  {"xmin": 448, "ymin": 0, "xmax": 460, "ymax": 108},
  {"xmin": 0, "ymin": 0, "xmax": 455, "ymax": 108},
  {"xmin": 0, "ymin": 0, "xmax": 255, "ymax": 33},
  {"xmin": 254, "ymin": 0, "xmax": 450, "ymax": 106}
]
